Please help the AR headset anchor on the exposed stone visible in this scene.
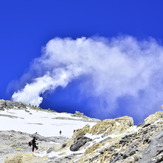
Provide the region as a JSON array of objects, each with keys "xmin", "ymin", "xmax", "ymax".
[
  {"xmin": 138, "ymin": 130, "xmax": 163, "ymax": 163},
  {"xmin": 47, "ymin": 147, "xmax": 54, "ymax": 154},
  {"xmin": 70, "ymin": 136, "xmax": 92, "ymax": 151},
  {"xmin": 144, "ymin": 111, "xmax": 163, "ymax": 124},
  {"xmin": 90, "ymin": 116, "xmax": 134, "ymax": 136},
  {"xmin": 72, "ymin": 124, "xmax": 91, "ymax": 139}
]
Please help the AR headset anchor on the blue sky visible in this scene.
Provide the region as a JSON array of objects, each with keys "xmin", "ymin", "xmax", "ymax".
[{"xmin": 1, "ymin": 0, "xmax": 163, "ymax": 124}]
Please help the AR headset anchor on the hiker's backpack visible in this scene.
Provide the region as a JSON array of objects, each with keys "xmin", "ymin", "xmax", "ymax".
[{"xmin": 29, "ymin": 140, "xmax": 32, "ymax": 146}]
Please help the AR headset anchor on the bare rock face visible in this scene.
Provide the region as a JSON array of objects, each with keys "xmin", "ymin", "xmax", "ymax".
[
  {"xmin": 90, "ymin": 116, "xmax": 134, "ymax": 136},
  {"xmin": 68, "ymin": 112, "xmax": 163, "ymax": 163},
  {"xmin": 72, "ymin": 124, "xmax": 91, "ymax": 139},
  {"xmin": 138, "ymin": 130, "xmax": 163, "ymax": 163},
  {"xmin": 144, "ymin": 111, "xmax": 163, "ymax": 124}
]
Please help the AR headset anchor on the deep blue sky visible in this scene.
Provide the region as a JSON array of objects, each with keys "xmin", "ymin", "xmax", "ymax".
[{"xmin": 1, "ymin": 0, "xmax": 163, "ymax": 124}]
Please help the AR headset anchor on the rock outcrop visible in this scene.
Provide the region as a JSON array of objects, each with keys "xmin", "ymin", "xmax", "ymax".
[
  {"xmin": 90, "ymin": 116, "xmax": 133, "ymax": 136},
  {"xmin": 49, "ymin": 112, "xmax": 163, "ymax": 163},
  {"xmin": 144, "ymin": 111, "xmax": 163, "ymax": 124},
  {"xmin": 138, "ymin": 130, "xmax": 163, "ymax": 163},
  {"xmin": 70, "ymin": 136, "xmax": 92, "ymax": 151},
  {"xmin": 0, "ymin": 100, "xmax": 27, "ymax": 110}
]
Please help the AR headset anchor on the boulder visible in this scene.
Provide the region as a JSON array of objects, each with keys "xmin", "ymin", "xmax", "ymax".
[{"xmin": 70, "ymin": 136, "xmax": 92, "ymax": 151}]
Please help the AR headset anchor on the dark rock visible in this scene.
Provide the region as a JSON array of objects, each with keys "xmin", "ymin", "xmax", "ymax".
[
  {"xmin": 129, "ymin": 150, "xmax": 136, "ymax": 156},
  {"xmin": 99, "ymin": 150, "xmax": 104, "ymax": 154},
  {"xmin": 62, "ymin": 143, "xmax": 67, "ymax": 148},
  {"xmin": 134, "ymin": 155, "xmax": 140, "ymax": 161},
  {"xmin": 0, "ymin": 101, "xmax": 6, "ymax": 110},
  {"xmin": 108, "ymin": 145, "xmax": 116, "ymax": 152},
  {"xmin": 70, "ymin": 136, "xmax": 92, "ymax": 151},
  {"xmin": 137, "ymin": 122, "xmax": 145, "ymax": 127},
  {"xmin": 110, "ymin": 152, "xmax": 128, "ymax": 163},
  {"xmin": 142, "ymin": 123, "xmax": 151, "ymax": 128},
  {"xmin": 142, "ymin": 137, "xmax": 150, "ymax": 144},
  {"xmin": 119, "ymin": 139, "xmax": 129, "ymax": 146},
  {"xmin": 47, "ymin": 147, "xmax": 54, "ymax": 154}
]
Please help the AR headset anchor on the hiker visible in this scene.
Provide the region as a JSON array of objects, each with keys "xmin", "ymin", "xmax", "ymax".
[
  {"xmin": 59, "ymin": 130, "xmax": 62, "ymax": 135},
  {"xmin": 29, "ymin": 137, "xmax": 38, "ymax": 152}
]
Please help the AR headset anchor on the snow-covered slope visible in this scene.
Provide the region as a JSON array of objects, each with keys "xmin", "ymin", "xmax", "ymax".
[{"xmin": 0, "ymin": 100, "xmax": 99, "ymax": 138}]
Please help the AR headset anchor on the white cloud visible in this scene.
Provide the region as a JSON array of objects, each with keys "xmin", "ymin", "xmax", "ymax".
[{"xmin": 12, "ymin": 36, "xmax": 163, "ymax": 121}]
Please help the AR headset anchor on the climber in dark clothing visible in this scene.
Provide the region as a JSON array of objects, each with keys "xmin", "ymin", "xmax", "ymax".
[{"xmin": 31, "ymin": 137, "xmax": 38, "ymax": 152}]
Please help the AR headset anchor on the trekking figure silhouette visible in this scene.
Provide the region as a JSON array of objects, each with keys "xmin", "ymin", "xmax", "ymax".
[{"xmin": 29, "ymin": 137, "xmax": 38, "ymax": 152}]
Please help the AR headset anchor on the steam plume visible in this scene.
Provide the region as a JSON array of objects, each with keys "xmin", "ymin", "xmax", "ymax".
[{"xmin": 12, "ymin": 36, "xmax": 163, "ymax": 120}]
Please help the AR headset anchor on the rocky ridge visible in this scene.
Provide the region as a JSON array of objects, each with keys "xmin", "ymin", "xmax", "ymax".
[
  {"xmin": 0, "ymin": 100, "xmax": 163, "ymax": 162},
  {"xmin": 50, "ymin": 112, "xmax": 163, "ymax": 163}
]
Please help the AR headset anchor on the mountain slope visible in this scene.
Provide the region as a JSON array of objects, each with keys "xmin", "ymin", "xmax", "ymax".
[{"xmin": 0, "ymin": 100, "xmax": 163, "ymax": 163}]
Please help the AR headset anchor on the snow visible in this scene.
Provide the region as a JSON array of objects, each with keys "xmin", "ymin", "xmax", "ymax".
[
  {"xmin": 0, "ymin": 108, "xmax": 97, "ymax": 138},
  {"xmin": 154, "ymin": 119, "xmax": 163, "ymax": 124}
]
